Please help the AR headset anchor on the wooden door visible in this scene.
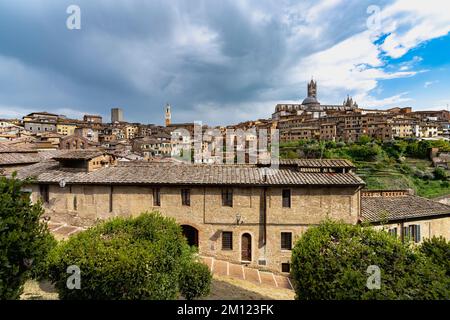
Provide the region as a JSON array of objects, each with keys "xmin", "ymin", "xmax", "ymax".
[{"xmin": 241, "ymin": 233, "xmax": 252, "ymax": 261}]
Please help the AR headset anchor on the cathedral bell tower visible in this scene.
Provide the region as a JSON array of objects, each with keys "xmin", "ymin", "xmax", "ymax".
[
  {"xmin": 307, "ymin": 79, "xmax": 317, "ymax": 98},
  {"xmin": 165, "ymin": 103, "xmax": 171, "ymax": 127}
]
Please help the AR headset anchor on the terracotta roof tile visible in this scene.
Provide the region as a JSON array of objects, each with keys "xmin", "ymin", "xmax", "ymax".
[
  {"xmin": 15, "ymin": 161, "xmax": 365, "ymax": 187},
  {"xmin": 361, "ymin": 194, "xmax": 450, "ymax": 222}
]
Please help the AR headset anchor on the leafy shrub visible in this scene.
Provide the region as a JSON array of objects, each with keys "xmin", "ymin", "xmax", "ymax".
[
  {"xmin": 420, "ymin": 236, "xmax": 450, "ymax": 276},
  {"xmin": 347, "ymin": 144, "xmax": 381, "ymax": 161},
  {"xmin": 46, "ymin": 212, "xmax": 210, "ymax": 300},
  {"xmin": 179, "ymin": 262, "xmax": 212, "ymax": 300},
  {"xmin": 30, "ymin": 232, "xmax": 57, "ymax": 281},
  {"xmin": 357, "ymin": 135, "xmax": 372, "ymax": 145},
  {"xmin": 398, "ymin": 163, "xmax": 413, "ymax": 174},
  {"xmin": 0, "ymin": 175, "xmax": 56, "ymax": 300},
  {"xmin": 291, "ymin": 220, "xmax": 450, "ymax": 300},
  {"xmin": 433, "ymin": 167, "xmax": 448, "ymax": 180}
]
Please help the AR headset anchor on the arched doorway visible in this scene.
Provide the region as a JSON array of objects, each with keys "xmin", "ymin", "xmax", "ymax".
[
  {"xmin": 241, "ymin": 233, "xmax": 252, "ymax": 262},
  {"xmin": 181, "ymin": 225, "xmax": 199, "ymax": 247}
]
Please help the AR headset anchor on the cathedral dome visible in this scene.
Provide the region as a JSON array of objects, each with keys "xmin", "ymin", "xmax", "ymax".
[{"xmin": 302, "ymin": 96, "xmax": 319, "ymax": 105}]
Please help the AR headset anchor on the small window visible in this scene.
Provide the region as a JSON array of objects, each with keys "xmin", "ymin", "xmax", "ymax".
[
  {"xmin": 404, "ymin": 225, "xmax": 421, "ymax": 243},
  {"xmin": 388, "ymin": 227, "xmax": 397, "ymax": 237},
  {"xmin": 282, "ymin": 189, "xmax": 291, "ymax": 208},
  {"xmin": 153, "ymin": 188, "xmax": 161, "ymax": 206},
  {"xmin": 222, "ymin": 188, "xmax": 233, "ymax": 207},
  {"xmin": 39, "ymin": 185, "xmax": 49, "ymax": 203},
  {"xmin": 281, "ymin": 263, "xmax": 290, "ymax": 273},
  {"xmin": 222, "ymin": 232, "xmax": 233, "ymax": 250},
  {"xmin": 181, "ymin": 189, "xmax": 190, "ymax": 206},
  {"xmin": 281, "ymin": 232, "xmax": 292, "ymax": 250}
]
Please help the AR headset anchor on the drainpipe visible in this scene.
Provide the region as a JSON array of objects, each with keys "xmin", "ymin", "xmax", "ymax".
[
  {"xmin": 263, "ymin": 187, "xmax": 267, "ymax": 246},
  {"xmin": 400, "ymin": 220, "xmax": 405, "ymax": 242}
]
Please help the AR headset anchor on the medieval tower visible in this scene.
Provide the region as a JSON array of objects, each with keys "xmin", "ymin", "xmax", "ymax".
[
  {"xmin": 307, "ymin": 79, "xmax": 317, "ymax": 98},
  {"xmin": 165, "ymin": 103, "xmax": 171, "ymax": 126}
]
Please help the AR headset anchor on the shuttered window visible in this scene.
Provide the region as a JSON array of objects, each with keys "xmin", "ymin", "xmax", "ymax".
[
  {"xmin": 153, "ymin": 188, "xmax": 161, "ymax": 206},
  {"xmin": 222, "ymin": 188, "xmax": 233, "ymax": 207},
  {"xmin": 403, "ymin": 225, "xmax": 421, "ymax": 243},
  {"xmin": 222, "ymin": 232, "xmax": 233, "ymax": 250},
  {"xmin": 281, "ymin": 263, "xmax": 290, "ymax": 273},
  {"xmin": 388, "ymin": 227, "xmax": 397, "ymax": 237},
  {"xmin": 281, "ymin": 232, "xmax": 292, "ymax": 250},
  {"xmin": 282, "ymin": 189, "xmax": 291, "ymax": 208},
  {"xmin": 181, "ymin": 189, "xmax": 190, "ymax": 206}
]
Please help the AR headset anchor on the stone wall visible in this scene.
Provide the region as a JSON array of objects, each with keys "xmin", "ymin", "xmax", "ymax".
[
  {"xmin": 31, "ymin": 183, "xmax": 360, "ymax": 273},
  {"xmin": 372, "ymin": 217, "xmax": 450, "ymax": 243}
]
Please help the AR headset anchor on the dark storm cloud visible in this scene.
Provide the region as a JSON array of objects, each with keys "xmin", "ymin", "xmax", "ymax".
[{"xmin": 0, "ymin": 0, "xmax": 389, "ymax": 124}]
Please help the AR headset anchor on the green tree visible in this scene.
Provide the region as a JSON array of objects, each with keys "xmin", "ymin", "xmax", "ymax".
[
  {"xmin": 291, "ymin": 220, "xmax": 450, "ymax": 300},
  {"xmin": 420, "ymin": 236, "xmax": 450, "ymax": 276},
  {"xmin": 179, "ymin": 261, "xmax": 212, "ymax": 300},
  {"xmin": 46, "ymin": 212, "xmax": 211, "ymax": 300},
  {"xmin": 0, "ymin": 175, "xmax": 56, "ymax": 300}
]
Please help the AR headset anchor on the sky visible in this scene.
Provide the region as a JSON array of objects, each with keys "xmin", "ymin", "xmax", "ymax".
[{"xmin": 0, "ymin": 0, "xmax": 450, "ymax": 126}]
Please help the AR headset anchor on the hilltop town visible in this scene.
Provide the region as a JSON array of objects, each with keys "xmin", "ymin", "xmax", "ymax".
[
  {"xmin": 1, "ymin": 80, "xmax": 450, "ymax": 279},
  {"xmin": 1, "ymin": 80, "xmax": 449, "ymax": 165}
]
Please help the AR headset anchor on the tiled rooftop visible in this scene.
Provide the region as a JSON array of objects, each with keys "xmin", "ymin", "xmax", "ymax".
[
  {"xmin": 15, "ymin": 160, "xmax": 365, "ymax": 187},
  {"xmin": 0, "ymin": 150, "xmax": 67, "ymax": 166},
  {"xmin": 52, "ymin": 150, "xmax": 106, "ymax": 160},
  {"xmin": 361, "ymin": 190, "xmax": 450, "ymax": 222}
]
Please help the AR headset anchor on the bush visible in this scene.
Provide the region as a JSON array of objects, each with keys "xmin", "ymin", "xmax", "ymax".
[
  {"xmin": 347, "ymin": 144, "xmax": 381, "ymax": 161},
  {"xmin": 433, "ymin": 167, "xmax": 448, "ymax": 180},
  {"xmin": 179, "ymin": 262, "xmax": 212, "ymax": 300},
  {"xmin": 0, "ymin": 175, "xmax": 56, "ymax": 300},
  {"xmin": 47, "ymin": 212, "xmax": 211, "ymax": 300},
  {"xmin": 420, "ymin": 236, "xmax": 450, "ymax": 276},
  {"xmin": 398, "ymin": 163, "xmax": 413, "ymax": 174},
  {"xmin": 30, "ymin": 232, "xmax": 57, "ymax": 281},
  {"xmin": 291, "ymin": 220, "xmax": 450, "ymax": 300}
]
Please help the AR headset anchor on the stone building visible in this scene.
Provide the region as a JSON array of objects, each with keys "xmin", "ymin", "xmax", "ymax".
[
  {"xmin": 83, "ymin": 115, "xmax": 103, "ymax": 124},
  {"xmin": 16, "ymin": 155, "xmax": 364, "ymax": 273},
  {"xmin": 60, "ymin": 135, "xmax": 96, "ymax": 150},
  {"xmin": 111, "ymin": 108, "xmax": 124, "ymax": 123},
  {"xmin": 361, "ymin": 190, "xmax": 450, "ymax": 243}
]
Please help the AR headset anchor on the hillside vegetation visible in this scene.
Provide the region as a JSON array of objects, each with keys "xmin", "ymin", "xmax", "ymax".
[{"xmin": 280, "ymin": 137, "xmax": 450, "ymax": 198}]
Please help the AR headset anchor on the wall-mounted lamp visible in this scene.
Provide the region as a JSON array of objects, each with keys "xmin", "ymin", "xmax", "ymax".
[
  {"xmin": 236, "ymin": 213, "xmax": 243, "ymax": 225},
  {"xmin": 59, "ymin": 179, "xmax": 66, "ymax": 188}
]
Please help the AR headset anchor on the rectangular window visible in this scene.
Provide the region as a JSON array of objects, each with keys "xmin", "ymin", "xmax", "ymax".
[
  {"xmin": 181, "ymin": 188, "xmax": 190, "ymax": 206},
  {"xmin": 222, "ymin": 188, "xmax": 233, "ymax": 207},
  {"xmin": 388, "ymin": 227, "xmax": 397, "ymax": 237},
  {"xmin": 153, "ymin": 188, "xmax": 161, "ymax": 206},
  {"xmin": 403, "ymin": 225, "xmax": 421, "ymax": 243},
  {"xmin": 281, "ymin": 232, "xmax": 292, "ymax": 250},
  {"xmin": 281, "ymin": 263, "xmax": 290, "ymax": 273},
  {"xmin": 222, "ymin": 232, "xmax": 233, "ymax": 250},
  {"xmin": 282, "ymin": 189, "xmax": 291, "ymax": 208},
  {"xmin": 39, "ymin": 184, "xmax": 49, "ymax": 203}
]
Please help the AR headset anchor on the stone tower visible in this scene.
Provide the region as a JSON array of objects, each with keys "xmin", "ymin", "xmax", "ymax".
[
  {"xmin": 307, "ymin": 79, "xmax": 317, "ymax": 98},
  {"xmin": 165, "ymin": 103, "xmax": 171, "ymax": 127}
]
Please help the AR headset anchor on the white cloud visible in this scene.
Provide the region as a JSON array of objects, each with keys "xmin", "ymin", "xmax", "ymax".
[
  {"xmin": 424, "ymin": 80, "xmax": 439, "ymax": 88},
  {"xmin": 354, "ymin": 92, "xmax": 413, "ymax": 108},
  {"xmin": 380, "ymin": 0, "xmax": 450, "ymax": 58},
  {"xmin": 287, "ymin": 30, "xmax": 418, "ymax": 107},
  {"xmin": 277, "ymin": 0, "xmax": 450, "ymax": 110}
]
